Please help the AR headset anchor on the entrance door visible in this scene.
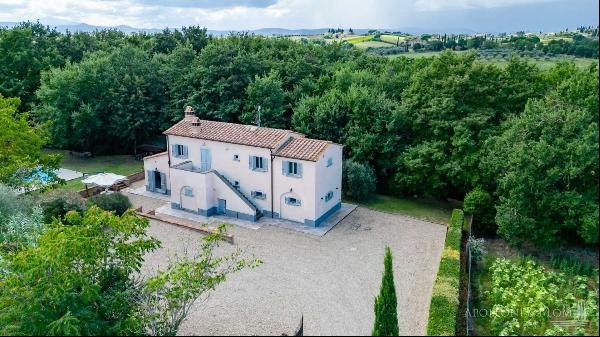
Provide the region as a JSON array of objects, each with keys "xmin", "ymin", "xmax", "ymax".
[{"xmin": 217, "ymin": 199, "xmax": 226, "ymax": 214}]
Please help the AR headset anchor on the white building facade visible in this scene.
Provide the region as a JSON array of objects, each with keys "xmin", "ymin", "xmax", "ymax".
[{"xmin": 143, "ymin": 107, "xmax": 343, "ymax": 227}]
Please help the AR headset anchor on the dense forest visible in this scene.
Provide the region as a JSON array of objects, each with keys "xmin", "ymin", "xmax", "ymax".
[{"xmin": 1, "ymin": 22, "xmax": 598, "ymax": 247}]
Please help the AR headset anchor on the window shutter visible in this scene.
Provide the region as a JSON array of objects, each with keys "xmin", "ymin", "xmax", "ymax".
[
  {"xmin": 160, "ymin": 172, "xmax": 166, "ymax": 192},
  {"xmin": 282, "ymin": 161, "xmax": 289, "ymax": 175},
  {"xmin": 182, "ymin": 146, "xmax": 188, "ymax": 159},
  {"xmin": 285, "ymin": 197, "xmax": 290, "ymax": 204},
  {"xmin": 297, "ymin": 163, "xmax": 303, "ymax": 177},
  {"xmin": 249, "ymin": 156, "xmax": 255, "ymax": 169},
  {"xmin": 171, "ymin": 145, "xmax": 178, "ymax": 158},
  {"xmin": 147, "ymin": 170, "xmax": 155, "ymax": 191},
  {"xmin": 264, "ymin": 157, "xmax": 268, "ymax": 171}
]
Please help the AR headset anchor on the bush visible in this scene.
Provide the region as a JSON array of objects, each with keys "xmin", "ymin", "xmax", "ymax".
[
  {"xmin": 88, "ymin": 193, "xmax": 132, "ymax": 216},
  {"xmin": 342, "ymin": 160, "xmax": 377, "ymax": 201},
  {"xmin": 41, "ymin": 195, "xmax": 87, "ymax": 223},
  {"xmin": 486, "ymin": 258, "xmax": 599, "ymax": 335},
  {"xmin": 463, "ymin": 187, "xmax": 496, "ymax": 237},
  {"xmin": 0, "ymin": 184, "xmax": 34, "ymax": 222},
  {"xmin": 427, "ymin": 209, "xmax": 464, "ymax": 336},
  {"xmin": 467, "ymin": 235, "xmax": 486, "ymax": 262}
]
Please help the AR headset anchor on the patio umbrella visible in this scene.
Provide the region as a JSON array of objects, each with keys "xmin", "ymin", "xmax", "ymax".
[{"xmin": 82, "ymin": 173, "xmax": 128, "ymax": 195}]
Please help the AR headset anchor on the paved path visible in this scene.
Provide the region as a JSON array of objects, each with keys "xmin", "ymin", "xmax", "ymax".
[
  {"xmin": 137, "ymin": 205, "xmax": 447, "ymax": 336},
  {"xmin": 56, "ymin": 168, "xmax": 83, "ymax": 181}
]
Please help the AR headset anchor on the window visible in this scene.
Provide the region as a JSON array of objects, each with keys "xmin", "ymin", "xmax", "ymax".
[
  {"xmin": 327, "ymin": 157, "xmax": 333, "ymax": 167},
  {"xmin": 172, "ymin": 144, "xmax": 188, "ymax": 159},
  {"xmin": 251, "ymin": 191, "xmax": 266, "ymax": 200},
  {"xmin": 183, "ymin": 186, "xmax": 193, "ymax": 197},
  {"xmin": 325, "ymin": 191, "xmax": 334, "ymax": 202},
  {"xmin": 285, "ymin": 197, "xmax": 301, "ymax": 206},
  {"xmin": 249, "ymin": 155, "xmax": 268, "ymax": 172},
  {"xmin": 233, "ymin": 154, "xmax": 240, "ymax": 161},
  {"xmin": 282, "ymin": 160, "xmax": 302, "ymax": 177}
]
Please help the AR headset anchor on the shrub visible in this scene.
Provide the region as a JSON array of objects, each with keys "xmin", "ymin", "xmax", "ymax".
[
  {"xmin": 427, "ymin": 209, "xmax": 464, "ymax": 336},
  {"xmin": 0, "ymin": 184, "xmax": 34, "ymax": 222},
  {"xmin": 342, "ymin": 160, "xmax": 377, "ymax": 201},
  {"xmin": 486, "ymin": 258, "xmax": 599, "ymax": 335},
  {"xmin": 88, "ymin": 193, "xmax": 132, "ymax": 216},
  {"xmin": 372, "ymin": 246, "xmax": 399, "ymax": 336},
  {"xmin": 41, "ymin": 195, "xmax": 87, "ymax": 223},
  {"xmin": 467, "ymin": 235, "xmax": 486, "ymax": 262},
  {"xmin": 463, "ymin": 187, "xmax": 496, "ymax": 236}
]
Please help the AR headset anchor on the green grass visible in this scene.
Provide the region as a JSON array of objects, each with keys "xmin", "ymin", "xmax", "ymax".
[
  {"xmin": 380, "ymin": 34, "xmax": 406, "ymax": 45},
  {"xmin": 38, "ymin": 149, "xmax": 143, "ymax": 196},
  {"xmin": 345, "ymin": 35, "xmax": 374, "ymax": 44},
  {"xmin": 354, "ymin": 40, "xmax": 395, "ymax": 49},
  {"xmin": 356, "ymin": 193, "xmax": 453, "ymax": 224}
]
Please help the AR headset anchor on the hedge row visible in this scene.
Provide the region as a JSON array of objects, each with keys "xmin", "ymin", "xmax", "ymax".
[{"xmin": 426, "ymin": 208, "xmax": 464, "ymax": 336}]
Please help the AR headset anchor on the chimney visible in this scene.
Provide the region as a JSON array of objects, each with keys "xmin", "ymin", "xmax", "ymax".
[
  {"xmin": 191, "ymin": 118, "xmax": 201, "ymax": 135},
  {"xmin": 184, "ymin": 106, "xmax": 196, "ymax": 121}
]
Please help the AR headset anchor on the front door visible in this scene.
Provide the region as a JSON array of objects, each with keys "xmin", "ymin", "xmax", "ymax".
[{"xmin": 217, "ymin": 199, "xmax": 226, "ymax": 214}]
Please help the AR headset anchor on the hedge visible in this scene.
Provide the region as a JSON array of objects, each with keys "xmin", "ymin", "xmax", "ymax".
[{"xmin": 426, "ymin": 208, "xmax": 464, "ymax": 336}]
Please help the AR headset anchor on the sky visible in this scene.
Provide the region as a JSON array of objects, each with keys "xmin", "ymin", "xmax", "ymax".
[{"xmin": 0, "ymin": 0, "xmax": 598, "ymax": 32}]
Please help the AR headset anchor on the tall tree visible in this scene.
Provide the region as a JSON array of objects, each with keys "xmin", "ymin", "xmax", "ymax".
[
  {"xmin": 0, "ymin": 94, "xmax": 60, "ymax": 187},
  {"xmin": 485, "ymin": 97, "xmax": 598, "ymax": 246},
  {"xmin": 372, "ymin": 246, "xmax": 399, "ymax": 336}
]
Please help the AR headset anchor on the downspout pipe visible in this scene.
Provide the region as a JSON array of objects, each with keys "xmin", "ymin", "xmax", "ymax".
[{"xmin": 270, "ymin": 149, "xmax": 274, "ymax": 218}]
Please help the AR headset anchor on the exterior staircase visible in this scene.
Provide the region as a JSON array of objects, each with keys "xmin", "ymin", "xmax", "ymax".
[{"xmin": 210, "ymin": 170, "xmax": 263, "ymax": 220}]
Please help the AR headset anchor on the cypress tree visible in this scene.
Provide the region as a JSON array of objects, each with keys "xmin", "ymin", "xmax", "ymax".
[{"xmin": 372, "ymin": 246, "xmax": 399, "ymax": 336}]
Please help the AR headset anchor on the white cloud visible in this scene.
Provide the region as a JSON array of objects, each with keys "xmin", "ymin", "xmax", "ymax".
[
  {"xmin": 414, "ymin": 0, "xmax": 556, "ymax": 11},
  {"xmin": 0, "ymin": 0, "xmax": 596, "ymax": 31}
]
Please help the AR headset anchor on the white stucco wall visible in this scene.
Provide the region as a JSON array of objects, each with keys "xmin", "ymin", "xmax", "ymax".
[
  {"xmin": 314, "ymin": 144, "xmax": 343, "ymax": 219},
  {"xmin": 272, "ymin": 157, "xmax": 316, "ymax": 223},
  {"xmin": 168, "ymin": 135, "xmax": 272, "ymax": 212},
  {"xmin": 143, "ymin": 152, "xmax": 169, "ymax": 190},
  {"xmin": 164, "ymin": 134, "xmax": 343, "ymax": 224}
]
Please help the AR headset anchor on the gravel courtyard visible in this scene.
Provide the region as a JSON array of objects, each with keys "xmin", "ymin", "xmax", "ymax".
[{"xmin": 133, "ymin": 193, "xmax": 447, "ymax": 335}]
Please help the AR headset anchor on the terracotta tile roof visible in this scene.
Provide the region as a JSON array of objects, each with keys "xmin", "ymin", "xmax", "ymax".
[
  {"xmin": 164, "ymin": 119, "xmax": 333, "ymax": 162},
  {"xmin": 274, "ymin": 137, "xmax": 331, "ymax": 162},
  {"xmin": 164, "ymin": 119, "xmax": 302, "ymax": 149}
]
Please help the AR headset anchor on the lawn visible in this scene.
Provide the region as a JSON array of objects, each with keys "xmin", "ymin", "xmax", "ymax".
[
  {"xmin": 354, "ymin": 193, "xmax": 454, "ymax": 224},
  {"xmin": 344, "ymin": 35, "xmax": 374, "ymax": 44},
  {"xmin": 354, "ymin": 40, "xmax": 394, "ymax": 49},
  {"xmin": 380, "ymin": 34, "xmax": 406, "ymax": 45},
  {"xmin": 39, "ymin": 149, "xmax": 143, "ymax": 195}
]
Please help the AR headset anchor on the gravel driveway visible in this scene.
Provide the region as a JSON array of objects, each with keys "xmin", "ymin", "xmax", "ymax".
[{"xmin": 138, "ymin": 204, "xmax": 446, "ymax": 336}]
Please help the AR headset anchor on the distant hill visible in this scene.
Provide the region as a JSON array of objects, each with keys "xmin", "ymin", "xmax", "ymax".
[{"xmin": 0, "ymin": 21, "xmax": 482, "ymax": 36}]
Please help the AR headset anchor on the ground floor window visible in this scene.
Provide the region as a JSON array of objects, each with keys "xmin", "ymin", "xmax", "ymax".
[
  {"xmin": 251, "ymin": 191, "xmax": 266, "ymax": 200},
  {"xmin": 285, "ymin": 196, "xmax": 301, "ymax": 206},
  {"xmin": 183, "ymin": 186, "xmax": 193, "ymax": 197},
  {"xmin": 324, "ymin": 191, "xmax": 333, "ymax": 202}
]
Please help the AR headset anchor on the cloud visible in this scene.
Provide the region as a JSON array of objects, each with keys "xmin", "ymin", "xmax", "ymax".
[
  {"xmin": 0, "ymin": 0, "xmax": 597, "ymax": 32},
  {"xmin": 414, "ymin": 0, "xmax": 557, "ymax": 11},
  {"xmin": 133, "ymin": 0, "xmax": 278, "ymax": 9}
]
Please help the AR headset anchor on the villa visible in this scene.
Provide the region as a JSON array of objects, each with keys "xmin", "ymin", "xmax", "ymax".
[{"xmin": 143, "ymin": 106, "xmax": 343, "ymax": 227}]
